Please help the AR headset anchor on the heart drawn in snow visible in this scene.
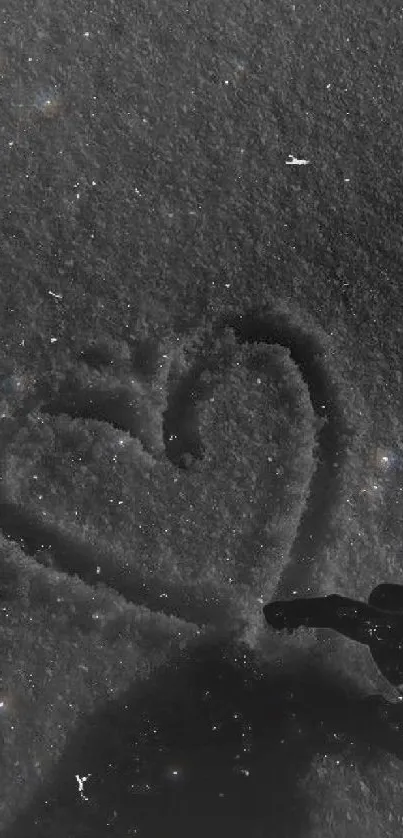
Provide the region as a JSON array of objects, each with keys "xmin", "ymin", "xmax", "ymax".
[{"xmin": 1, "ymin": 316, "xmax": 321, "ymax": 636}]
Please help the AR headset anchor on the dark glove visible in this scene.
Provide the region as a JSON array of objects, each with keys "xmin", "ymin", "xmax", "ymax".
[{"xmin": 263, "ymin": 599, "xmax": 303, "ymax": 633}]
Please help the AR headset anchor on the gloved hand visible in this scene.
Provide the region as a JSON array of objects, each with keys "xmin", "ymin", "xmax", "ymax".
[
  {"xmin": 263, "ymin": 599, "xmax": 303, "ymax": 633},
  {"xmin": 263, "ymin": 594, "xmax": 351, "ymax": 635}
]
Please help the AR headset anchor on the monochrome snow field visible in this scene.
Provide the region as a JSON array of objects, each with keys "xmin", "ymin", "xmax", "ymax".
[{"xmin": 1, "ymin": 0, "xmax": 403, "ymax": 834}]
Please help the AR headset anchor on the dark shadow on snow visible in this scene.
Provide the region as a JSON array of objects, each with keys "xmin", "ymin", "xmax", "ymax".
[{"xmin": 3, "ymin": 642, "xmax": 403, "ymax": 838}]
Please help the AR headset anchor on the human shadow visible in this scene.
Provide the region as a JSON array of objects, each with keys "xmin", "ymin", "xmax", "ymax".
[{"xmin": 4, "ymin": 641, "xmax": 403, "ymax": 838}]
